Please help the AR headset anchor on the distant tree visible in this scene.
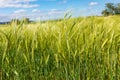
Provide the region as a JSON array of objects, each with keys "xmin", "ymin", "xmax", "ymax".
[
  {"xmin": 102, "ymin": 3, "xmax": 120, "ymax": 16},
  {"xmin": 21, "ymin": 18, "xmax": 30, "ymax": 24},
  {"xmin": 102, "ymin": 9, "xmax": 109, "ymax": 16},
  {"xmin": 105, "ymin": 3, "xmax": 115, "ymax": 14},
  {"xmin": 10, "ymin": 19, "xmax": 20, "ymax": 24},
  {"xmin": 10, "ymin": 18, "xmax": 30, "ymax": 25},
  {"xmin": 114, "ymin": 3, "xmax": 120, "ymax": 14}
]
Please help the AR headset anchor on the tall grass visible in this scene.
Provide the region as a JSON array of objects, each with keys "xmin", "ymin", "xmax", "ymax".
[{"xmin": 0, "ymin": 16, "xmax": 120, "ymax": 80}]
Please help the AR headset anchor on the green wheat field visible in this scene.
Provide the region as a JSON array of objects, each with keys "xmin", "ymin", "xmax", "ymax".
[{"xmin": 0, "ymin": 16, "xmax": 120, "ymax": 80}]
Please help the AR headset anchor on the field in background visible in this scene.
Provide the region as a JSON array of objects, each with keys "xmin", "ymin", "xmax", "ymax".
[{"xmin": 0, "ymin": 16, "xmax": 120, "ymax": 80}]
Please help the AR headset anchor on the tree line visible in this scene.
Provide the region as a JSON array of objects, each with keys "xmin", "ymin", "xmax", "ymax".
[
  {"xmin": 102, "ymin": 3, "xmax": 120, "ymax": 16},
  {"xmin": 10, "ymin": 18, "xmax": 30, "ymax": 24}
]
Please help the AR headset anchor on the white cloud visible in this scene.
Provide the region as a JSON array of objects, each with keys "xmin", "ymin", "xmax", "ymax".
[
  {"xmin": 89, "ymin": 2, "xmax": 98, "ymax": 6},
  {"xmin": 62, "ymin": 0, "xmax": 67, "ymax": 4},
  {"xmin": 0, "ymin": 0, "xmax": 39, "ymax": 8},
  {"xmin": 32, "ymin": 9, "xmax": 41, "ymax": 13},
  {"xmin": 0, "ymin": 9, "xmax": 66, "ymax": 22},
  {"xmin": 32, "ymin": 9, "xmax": 65, "ymax": 15},
  {"xmin": 59, "ymin": 0, "xmax": 67, "ymax": 4},
  {"xmin": 0, "ymin": 14, "xmax": 11, "ymax": 22},
  {"xmin": 44, "ymin": 0, "xmax": 56, "ymax": 1},
  {"xmin": 14, "ymin": 9, "xmax": 27, "ymax": 14},
  {"xmin": 48, "ymin": 9, "xmax": 65, "ymax": 15}
]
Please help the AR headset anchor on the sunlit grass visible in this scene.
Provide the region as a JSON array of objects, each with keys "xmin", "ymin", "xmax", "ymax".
[{"xmin": 0, "ymin": 16, "xmax": 120, "ymax": 80}]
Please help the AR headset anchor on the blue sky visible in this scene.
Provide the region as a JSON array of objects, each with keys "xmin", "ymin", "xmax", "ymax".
[{"xmin": 0, "ymin": 0, "xmax": 120, "ymax": 22}]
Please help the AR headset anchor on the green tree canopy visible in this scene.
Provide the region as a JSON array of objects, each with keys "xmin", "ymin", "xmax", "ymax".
[{"xmin": 102, "ymin": 3, "xmax": 120, "ymax": 16}]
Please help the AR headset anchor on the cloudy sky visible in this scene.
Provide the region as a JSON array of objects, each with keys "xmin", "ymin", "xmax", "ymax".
[{"xmin": 0, "ymin": 0, "xmax": 119, "ymax": 22}]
